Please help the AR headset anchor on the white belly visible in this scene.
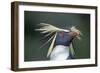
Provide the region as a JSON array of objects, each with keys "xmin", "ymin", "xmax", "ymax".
[{"xmin": 50, "ymin": 45, "xmax": 69, "ymax": 60}]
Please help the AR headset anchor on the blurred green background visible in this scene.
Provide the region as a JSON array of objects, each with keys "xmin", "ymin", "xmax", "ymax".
[{"xmin": 24, "ymin": 11, "xmax": 90, "ymax": 61}]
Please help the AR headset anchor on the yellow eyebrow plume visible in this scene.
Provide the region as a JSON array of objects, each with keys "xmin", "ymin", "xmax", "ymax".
[{"xmin": 47, "ymin": 33, "xmax": 57, "ymax": 57}]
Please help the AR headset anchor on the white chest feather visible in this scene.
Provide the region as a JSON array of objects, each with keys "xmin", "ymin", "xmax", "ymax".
[{"xmin": 50, "ymin": 45, "xmax": 69, "ymax": 60}]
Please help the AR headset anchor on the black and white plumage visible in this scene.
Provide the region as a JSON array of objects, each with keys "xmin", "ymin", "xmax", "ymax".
[{"xmin": 35, "ymin": 23, "xmax": 82, "ymax": 60}]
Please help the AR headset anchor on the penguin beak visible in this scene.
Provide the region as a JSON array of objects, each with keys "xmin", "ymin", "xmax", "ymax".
[{"xmin": 70, "ymin": 26, "xmax": 83, "ymax": 36}]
